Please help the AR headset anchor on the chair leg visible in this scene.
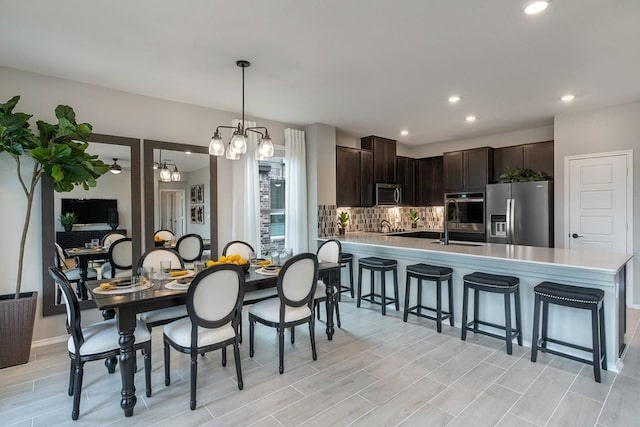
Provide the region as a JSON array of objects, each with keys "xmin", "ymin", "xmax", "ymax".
[
  {"xmin": 348, "ymin": 260, "xmax": 354, "ymax": 298},
  {"xmin": 164, "ymin": 341, "xmax": 171, "ymax": 386},
  {"xmin": 222, "ymin": 346, "xmax": 227, "ymax": 367},
  {"xmin": 335, "ymin": 298, "xmax": 341, "ymax": 328},
  {"xmin": 461, "ymin": 283, "xmax": 469, "ymax": 341},
  {"xmin": 403, "ymin": 272, "xmax": 411, "ymax": 322},
  {"xmin": 417, "ymin": 277, "xmax": 423, "ymax": 316},
  {"xmin": 144, "ymin": 344, "xmax": 152, "ymax": 397},
  {"xmin": 514, "ymin": 287, "xmax": 523, "ymax": 346},
  {"xmin": 316, "ymin": 300, "xmax": 321, "ymax": 320},
  {"xmin": 448, "ymin": 278, "xmax": 454, "ymax": 326},
  {"xmin": 278, "ymin": 327, "xmax": 285, "ymax": 374},
  {"xmin": 381, "ymin": 270, "xmax": 387, "ymax": 316},
  {"xmin": 71, "ymin": 362, "xmax": 84, "ymax": 421},
  {"xmin": 531, "ymin": 294, "xmax": 541, "ymax": 362},
  {"xmin": 190, "ymin": 353, "xmax": 198, "ymax": 410},
  {"xmin": 541, "ymin": 301, "xmax": 549, "ymax": 349},
  {"xmin": 290, "ymin": 327, "xmax": 295, "ymax": 344},
  {"xmin": 504, "ymin": 291, "xmax": 513, "ymax": 355},
  {"xmin": 356, "ymin": 264, "xmax": 363, "ymax": 307},
  {"xmin": 393, "ymin": 267, "xmax": 399, "ymax": 311},
  {"xmin": 591, "ymin": 305, "xmax": 602, "ymax": 383},
  {"xmin": 599, "ymin": 304, "xmax": 607, "ymax": 371},
  {"xmin": 68, "ymin": 359, "xmax": 75, "ymax": 396},
  {"xmin": 249, "ymin": 317, "xmax": 255, "ymax": 358},
  {"xmin": 239, "ymin": 320, "xmax": 243, "ymax": 344},
  {"xmin": 233, "ymin": 339, "xmax": 243, "ymax": 390},
  {"xmin": 309, "ymin": 318, "xmax": 318, "ymax": 361},
  {"xmin": 436, "ymin": 279, "xmax": 443, "ymax": 333},
  {"xmin": 473, "ymin": 288, "xmax": 479, "ymax": 331}
]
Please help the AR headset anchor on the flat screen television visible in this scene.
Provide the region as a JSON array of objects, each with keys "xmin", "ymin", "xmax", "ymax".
[{"xmin": 61, "ymin": 199, "xmax": 117, "ymax": 225}]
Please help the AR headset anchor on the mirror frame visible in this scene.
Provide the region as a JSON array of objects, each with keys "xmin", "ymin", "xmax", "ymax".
[
  {"xmin": 42, "ymin": 134, "xmax": 142, "ymax": 316},
  {"xmin": 143, "ymin": 139, "xmax": 218, "ymax": 258}
]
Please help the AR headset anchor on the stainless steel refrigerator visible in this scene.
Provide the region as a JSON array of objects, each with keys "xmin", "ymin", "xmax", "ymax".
[{"xmin": 486, "ymin": 181, "xmax": 553, "ymax": 247}]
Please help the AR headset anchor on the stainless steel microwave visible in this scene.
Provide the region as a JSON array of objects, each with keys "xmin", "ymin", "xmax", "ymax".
[{"xmin": 376, "ymin": 183, "xmax": 402, "ymax": 206}]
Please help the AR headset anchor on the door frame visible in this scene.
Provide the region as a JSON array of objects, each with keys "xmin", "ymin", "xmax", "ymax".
[
  {"xmin": 563, "ymin": 149, "xmax": 634, "ymax": 305},
  {"xmin": 158, "ymin": 188, "xmax": 186, "ymax": 237}
]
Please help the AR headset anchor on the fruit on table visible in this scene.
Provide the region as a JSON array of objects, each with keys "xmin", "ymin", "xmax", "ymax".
[{"xmin": 206, "ymin": 254, "xmax": 248, "ymax": 267}]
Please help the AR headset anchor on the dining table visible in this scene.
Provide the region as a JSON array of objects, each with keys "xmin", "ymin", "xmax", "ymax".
[
  {"xmin": 64, "ymin": 246, "xmax": 109, "ymax": 299},
  {"xmin": 87, "ymin": 261, "xmax": 342, "ymax": 417}
]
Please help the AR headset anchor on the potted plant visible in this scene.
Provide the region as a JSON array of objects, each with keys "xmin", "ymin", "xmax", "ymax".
[
  {"xmin": 337, "ymin": 211, "xmax": 349, "ymax": 235},
  {"xmin": 59, "ymin": 212, "xmax": 78, "ymax": 232},
  {"xmin": 0, "ymin": 96, "xmax": 108, "ymax": 369},
  {"xmin": 497, "ymin": 168, "xmax": 547, "ymax": 183},
  {"xmin": 408, "ymin": 209, "xmax": 420, "ymax": 228}
]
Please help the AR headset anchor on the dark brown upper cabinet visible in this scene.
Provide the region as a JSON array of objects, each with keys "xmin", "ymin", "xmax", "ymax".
[
  {"xmin": 416, "ymin": 156, "xmax": 444, "ymax": 206},
  {"xmin": 493, "ymin": 140, "xmax": 554, "ymax": 181},
  {"xmin": 396, "ymin": 156, "xmax": 416, "ymax": 206},
  {"xmin": 336, "ymin": 146, "xmax": 374, "ymax": 207},
  {"xmin": 444, "ymin": 147, "xmax": 493, "ymax": 193},
  {"xmin": 361, "ymin": 136, "xmax": 397, "ymax": 184}
]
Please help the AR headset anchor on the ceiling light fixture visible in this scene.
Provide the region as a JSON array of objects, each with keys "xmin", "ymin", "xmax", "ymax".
[
  {"xmin": 448, "ymin": 95, "xmax": 461, "ymax": 103},
  {"xmin": 109, "ymin": 158, "xmax": 122, "ymax": 174},
  {"xmin": 465, "ymin": 115, "xmax": 477, "ymax": 122},
  {"xmin": 209, "ymin": 60, "xmax": 274, "ymax": 161},
  {"xmin": 524, "ymin": 1, "xmax": 549, "ymax": 15},
  {"xmin": 400, "ymin": 130, "xmax": 409, "ymax": 136},
  {"xmin": 170, "ymin": 165, "xmax": 181, "ymax": 182},
  {"xmin": 561, "ymin": 94, "xmax": 575, "ymax": 102}
]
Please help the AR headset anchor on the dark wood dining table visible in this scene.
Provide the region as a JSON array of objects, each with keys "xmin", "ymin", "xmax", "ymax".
[
  {"xmin": 87, "ymin": 261, "xmax": 342, "ymax": 417},
  {"xmin": 65, "ymin": 246, "xmax": 109, "ymax": 299}
]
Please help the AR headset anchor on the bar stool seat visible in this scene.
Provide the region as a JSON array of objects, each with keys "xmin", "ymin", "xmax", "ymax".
[
  {"xmin": 403, "ymin": 263, "xmax": 453, "ymax": 333},
  {"xmin": 339, "ymin": 253, "xmax": 354, "ymax": 299},
  {"xmin": 461, "ymin": 271, "xmax": 522, "ymax": 354},
  {"xmin": 531, "ymin": 281, "xmax": 606, "ymax": 382},
  {"xmin": 357, "ymin": 257, "xmax": 399, "ymax": 316}
]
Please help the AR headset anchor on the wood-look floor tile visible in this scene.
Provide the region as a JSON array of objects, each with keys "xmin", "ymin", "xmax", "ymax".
[
  {"xmin": 495, "ymin": 351, "xmax": 553, "ymax": 393},
  {"xmin": 398, "ymin": 403, "xmax": 453, "ymax": 427},
  {"xmin": 430, "ymin": 362, "xmax": 506, "ymax": 415},
  {"xmin": 447, "ymin": 384, "xmax": 520, "ymax": 427},
  {"xmin": 509, "ymin": 367, "xmax": 575, "ymax": 425},
  {"xmin": 495, "ymin": 413, "xmax": 538, "ymax": 427},
  {"xmin": 427, "ymin": 345, "xmax": 494, "ymax": 386},
  {"xmin": 597, "ymin": 373, "xmax": 640, "ymax": 427},
  {"xmin": 364, "ymin": 340, "xmax": 436, "ymax": 378},
  {"xmin": 423, "ymin": 335, "xmax": 468, "ymax": 363},
  {"xmin": 153, "ymin": 406, "xmax": 215, "ymax": 427},
  {"xmin": 248, "ymin": 415, "xmax": 284, "ymax": 427},
  {"xmin": 300, "ymin": 394, "xmax": 376, "ymax": 427},
  {"xmin": 569, "ymin": 364, "xmax": 615, "ymax": 402},
  {"xmin": 350, "ymin": 377, "xmax": 446, "ymax": 426},
  {"xmin": 546, "ymin": 391, "xmax": 602, "ymax": 427}
]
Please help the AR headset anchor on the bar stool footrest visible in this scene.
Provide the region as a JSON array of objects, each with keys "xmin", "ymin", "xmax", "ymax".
[
  {"xmin": 361, "ymin": 293, "xmax": 397, "ymax": 306},
  {"xmin": 465, "ymin": 319, "xmax": 520, "ymax": 340},
  {"xmin": 406, "ymin": 305, "xmax": 452, "ymax": 322}
]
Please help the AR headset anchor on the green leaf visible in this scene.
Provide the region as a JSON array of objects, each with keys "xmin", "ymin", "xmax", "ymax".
[{"xmin": 51, "ymin": 164, "xmax": 64, "ymax": 181}]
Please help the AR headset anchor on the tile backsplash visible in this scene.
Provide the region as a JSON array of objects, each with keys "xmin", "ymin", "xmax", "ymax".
[{"xmin": 318, "ymin": 205, "xmax": 444, "ymax": 236}]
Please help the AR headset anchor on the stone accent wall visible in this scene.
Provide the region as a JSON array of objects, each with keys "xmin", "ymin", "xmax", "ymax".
[
  {"xmin": 333, "ymin": 205, "xmax": 444, "ymax": 233},
  {"xmin": 258, "ymin": 161, "xmax": 286, "ymax": 255}
]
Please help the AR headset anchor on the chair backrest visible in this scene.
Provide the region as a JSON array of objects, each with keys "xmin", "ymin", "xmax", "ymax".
[
  {"xmin": 102, "ymin": 232, "xmax": 126, "ymax": 248},
  {"xmin": 186, "ymin": 264, "xmax": 245, "ymax": 344},
  {"xmin": 49, "ymin": 267, "xmax": 84, "ymax": 352},
  {"xmin": 222, "ymin": 240, "xmax": 254, "ymax": 259},
  {"xmin": 154, "ymin": 229, "xmax": 175, "ymax": 241},
  {"xmin": 108, "ymin": 237, "xmax": 133, "ymax": 273},
  {"xmin": 54, "ymin": 243, "xmax": 67, "ymax": 269},
  {"xmin": 277, "ymin": 253, "xmax": 319, "ymax": 314},
  {"xmin": 176, "ymin": 233, "xmax": 204, "ymax": 262},
  {"xmin": 316, "ymin": 239, "xmax": 341, "ymax": 263},
  {"xmin": 137, "ymin": 247, "xmax": 184, "ymax": 273}
]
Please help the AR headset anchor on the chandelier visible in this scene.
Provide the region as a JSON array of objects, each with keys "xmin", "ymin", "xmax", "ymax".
[{"xmin": 208, "ymin": 60, "xmax": 274, "ymax": 161}]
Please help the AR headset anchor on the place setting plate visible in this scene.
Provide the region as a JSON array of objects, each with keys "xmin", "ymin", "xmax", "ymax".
[
  {"xmin": 165, "ymin": 276, "xmax": 193, "ymax": 290},
  {"xmin": 255, "ymin": 265, "xmax": 281, "ymax": 276},
  {"xmin": 93, "ymin": 277, "xmax": 154, "ymax": 294}
]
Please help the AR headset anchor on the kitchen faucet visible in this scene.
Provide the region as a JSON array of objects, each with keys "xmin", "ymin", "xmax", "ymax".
[
  {"xmin": 440, "ymin": 199, "xmax": 458, "ymax": 245},
  {"xmin": 380, "ymin": 219, "xmax": 392, "ymax": 233}
]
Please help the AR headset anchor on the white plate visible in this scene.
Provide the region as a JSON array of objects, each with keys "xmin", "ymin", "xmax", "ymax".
[{"xmin": 255, "ymin": 267, "xmax": 280, "ymax": 276}]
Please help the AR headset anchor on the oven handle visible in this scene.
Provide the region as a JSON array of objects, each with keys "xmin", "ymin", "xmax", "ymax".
[{"xmin": 448, "ymin": 198, "xmax": 484, "ymax": 203}]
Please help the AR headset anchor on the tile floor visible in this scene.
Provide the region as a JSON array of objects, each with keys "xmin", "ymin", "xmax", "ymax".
[{"xmin": 1, "ymin": 296, "xmax": 639, "ymax": 427}]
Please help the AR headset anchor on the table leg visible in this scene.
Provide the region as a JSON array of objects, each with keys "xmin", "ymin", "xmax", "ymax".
[
  {"xmin": 323, "ymin": 269, "xmax": 339, "ymax": 340},
  {"xmin": 117, "ymin": 310, "xmax": 137, "ymax": 417},
  {"xmin": 77, "ymin": 257, "xmax": 89, "ymax": 300}
]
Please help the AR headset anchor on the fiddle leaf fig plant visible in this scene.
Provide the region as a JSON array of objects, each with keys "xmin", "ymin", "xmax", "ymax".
[{"xmin": 0, "ymin": 96, "xmax": 109, "ymax": 298}]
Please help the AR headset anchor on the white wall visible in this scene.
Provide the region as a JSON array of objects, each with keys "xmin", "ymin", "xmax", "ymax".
[
  {"xmin": 0, "ymin": 66, "xmax": 300, "ymax": 340},
  {"xmin": 187, "ymin": 166, "xmax": 210, "ymax": 238},
  {"xmin": 554, "ymin": 101, "xmax": 639, "ymax": 305}
]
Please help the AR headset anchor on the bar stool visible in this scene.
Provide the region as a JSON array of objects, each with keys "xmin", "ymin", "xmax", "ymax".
[
  {"xmin": 531, "ymin": 281, "xmax": 606, "ymax": 382},
  {"xmin": 461, "ymin": 272, "xmax": 522, "ymax": 354},
  {"xmin": 403, "ymin": 263, "xmax": 454, "ymax": 333},
  {"xmin": 357, "ymin": 257, "xmax": 399, "ymax": 316},
  {"xmin": 338, "ymin": 253, "xmax": 354, "ymax": 299}
]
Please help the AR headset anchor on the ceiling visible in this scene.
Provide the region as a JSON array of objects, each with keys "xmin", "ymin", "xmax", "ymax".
[{"xmin": 1, "ymin": 0, "xmax": 639, "ymax": 146}]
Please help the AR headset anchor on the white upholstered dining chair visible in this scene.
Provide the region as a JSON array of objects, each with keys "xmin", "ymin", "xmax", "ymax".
[{"xmin": 176, "ymin": 233, "xmax": 204, "ymax": 268}]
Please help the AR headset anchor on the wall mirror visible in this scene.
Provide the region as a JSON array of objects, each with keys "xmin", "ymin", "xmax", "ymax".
[
  {"xmin": 143, "ymin": 139, "xmax": 217, "ymax": 258},
  {"xmin": 42, "ymin": 134, "xmax": 141, "ymax": 316}
]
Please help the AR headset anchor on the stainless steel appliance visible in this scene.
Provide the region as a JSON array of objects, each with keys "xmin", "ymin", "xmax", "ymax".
[
  {"xmin": 375, "ymin": 183, "xmax": 402, "ymax": 206},
  {"xmin": 445, "ymin": 192, "xmax": 485, "ymax": 233},
  {"xmin": 486, "ymin": 181, "xmax": 553, "ymax": 247}
]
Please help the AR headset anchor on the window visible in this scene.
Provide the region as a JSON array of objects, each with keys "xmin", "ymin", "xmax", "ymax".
[{"xmin": 258, "ymin": 156, "xmax": 286, "ymax": 254}]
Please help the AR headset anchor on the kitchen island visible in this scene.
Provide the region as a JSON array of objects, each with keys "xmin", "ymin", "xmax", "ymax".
[{"xmin": 330, "ymin": 232, "xmax": 632, "ymax": 371}]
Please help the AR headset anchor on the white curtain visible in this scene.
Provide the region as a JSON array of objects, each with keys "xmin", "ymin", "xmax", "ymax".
[
  {"xmin": 231, "ymin": 119, "xmax": 261, "ymax": 252},
  {"xmin": 284, "ymin": 128, "xmax": 308, "ymax": 253}
]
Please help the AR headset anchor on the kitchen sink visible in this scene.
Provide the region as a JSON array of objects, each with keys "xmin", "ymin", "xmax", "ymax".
[{"xmin": 430, "ymin": 241, "xmax": 483, "ymax": 247}]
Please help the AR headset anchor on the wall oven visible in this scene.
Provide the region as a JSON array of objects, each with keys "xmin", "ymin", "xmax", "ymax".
[{"xmin": 445, "ymin": 192, "xmax": 485, "ymax": 233}]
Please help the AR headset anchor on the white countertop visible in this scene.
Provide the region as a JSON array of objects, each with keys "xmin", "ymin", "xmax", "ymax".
[{"xmin": 332, "ymin": 232, "xmax": 632, "ymax": 273}]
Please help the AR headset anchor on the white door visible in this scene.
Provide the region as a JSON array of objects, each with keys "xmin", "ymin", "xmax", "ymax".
[
  {"xmin": 159, "ymin": 189, "xmax": 185, "ymax": 236},
  {"xmin": 566, "ymin": 152, "xmax": 630, "ymax": 254}
]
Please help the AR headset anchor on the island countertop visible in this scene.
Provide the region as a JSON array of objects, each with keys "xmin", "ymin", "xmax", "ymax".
[{"xmin": 332, "ymin": 232, "xmax": 632, "ymax": 273}]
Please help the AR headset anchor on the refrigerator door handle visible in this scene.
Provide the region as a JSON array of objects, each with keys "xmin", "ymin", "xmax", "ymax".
[
  {"xmin": 506, "ymin": 198, "xmax": 512, "ymax": 244},
  {"xmin": 509, "ymin": 198, "xmax": 516, "ymax": 244}
]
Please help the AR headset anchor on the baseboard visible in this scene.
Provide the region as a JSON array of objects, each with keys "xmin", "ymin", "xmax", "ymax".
[
  {"xmin": 32, "ymin": 335, "xmax": 67, "ymax": 348},
  {"xmin": 628, "ymin": 304, "xmax": 640, "ymax": 310}
]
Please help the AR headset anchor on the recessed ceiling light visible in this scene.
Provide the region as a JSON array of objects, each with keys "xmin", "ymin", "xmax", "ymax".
[
  {"xmin": 448, "ymin": 95, "xmax": 461, "ymax": 104},
  {"xmin": 185, "ymin": 151, "xmax": 192, "ymax": 155},
  {"xmin": 524, "ymin": 1, "xmax": 549, "ymax": 15},
  {"xmin": 400, "ymin": 130, "xmax": 409, "ymax": 136},
  {"xmin": 561, "ymin": 94, "xmax": 575, "ymax": 102},
  {"xmin": 465, "ymin": 115, "xmax": 476, "ymax": 122}
]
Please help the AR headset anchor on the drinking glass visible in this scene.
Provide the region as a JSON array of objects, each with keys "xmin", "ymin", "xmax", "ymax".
[
  {"xmin": 270, "ymin": 251, "xmax": 280, "ymax": 267},
  {"xmin": 91, "ymin": 238, "xmax": 100, "ymax": 248},
  {"xmin": 159, "ymin": 260, "xmax": 172, "ymax": 278},
  {"xmin": 194, "ymin": 261, "xmax": 205, "ymax": 275},
  {"xmin": 249, "ymin": 251, "xmax": 257, "ymax": 267}
]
